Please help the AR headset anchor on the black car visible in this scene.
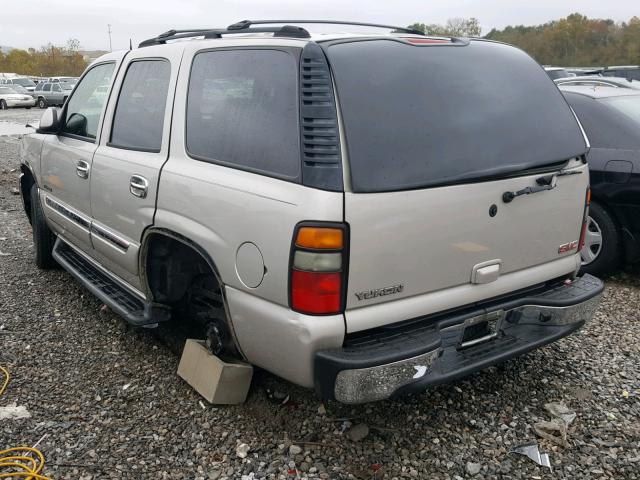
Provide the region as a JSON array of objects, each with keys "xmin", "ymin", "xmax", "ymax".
[
  {"xmin": 560, "ymin": 86, "xmax": 640, "ymax": 275},
  {"xmin": 602, "ymin": 66, "xmax": 640, "ymax": 82}
]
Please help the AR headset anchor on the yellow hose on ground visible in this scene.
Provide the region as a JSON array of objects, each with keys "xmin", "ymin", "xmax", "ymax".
[{"xmin": 0, "ymin": 366, "xmax": 52, "ymax": 479}]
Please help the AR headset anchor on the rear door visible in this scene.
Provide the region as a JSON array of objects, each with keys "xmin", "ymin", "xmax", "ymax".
[
  {"xmin": 326, "ymin": 39, "xmax": 589, "ymax": 331},
  {"xmin": 40, "ymin": 59, "xmax": 120, "ymax": 252},
  {"xmin": 88, "ymin": 46, "xmax": 182, "ymax": 289}
]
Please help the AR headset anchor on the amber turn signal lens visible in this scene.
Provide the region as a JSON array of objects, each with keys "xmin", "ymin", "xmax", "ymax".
[{"xmin": 296, "ymin": 227, "xmax": 343, "ymax": 249}]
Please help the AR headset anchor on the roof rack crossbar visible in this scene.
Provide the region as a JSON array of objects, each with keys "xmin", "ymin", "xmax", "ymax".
[
  {"xmin": 227, "ymin": 19, "xmax": 425, "ymax": 36},
  {"xmin": 138, "ymin": 25, "xmax": 311, "ymax": 47}
]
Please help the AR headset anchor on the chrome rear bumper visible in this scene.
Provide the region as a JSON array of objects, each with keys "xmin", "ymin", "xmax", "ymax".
[{"xmin": 315, "ymin": 274, "xmax": 603, "ymax": 404}]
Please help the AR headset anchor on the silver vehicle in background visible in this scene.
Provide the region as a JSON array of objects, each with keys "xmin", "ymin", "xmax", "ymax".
[
  {"xmin": 0, "ymin": 85, "xmax": 36, "ymax": 109},
  {"xmin": 19, "ymin": 20, "xmax": 603, "ymax": 404},
  {"xmin": 556, "ymin": 75, "xmax": 640, "ymax": 90},
  {"xmin": 0, "ymin": 76, "xmax": 38, "ymax": 92},
  {"xmin": 34, "ymin": 81, "xmax": 74, "ymax": 108}
]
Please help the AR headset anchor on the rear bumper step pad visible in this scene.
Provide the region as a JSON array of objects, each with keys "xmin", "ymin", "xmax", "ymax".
[
  {"xmin": 315, "ymin": 274, "xmax": 604, "ymax": 403},
  {"xmin": 52, "ymin": 238, "xmax": 169, "ymax": 326}
]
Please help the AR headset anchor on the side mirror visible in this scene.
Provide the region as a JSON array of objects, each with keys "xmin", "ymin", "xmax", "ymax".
[{"xmin": 36, "ymin": 107, "xmax": 61, "ymax": 134}]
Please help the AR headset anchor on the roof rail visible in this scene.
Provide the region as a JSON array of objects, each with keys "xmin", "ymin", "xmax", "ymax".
[
  {"xmin": 138, "ymin": 19, "xmax": 425, "ymax": 47},
  {"xmin": 226, "ymin": 19, "xmax": 425, "ymax": 36},
  {"xmin": 138, "ymin": 24, "xmax": 310, "ymax": 47}
]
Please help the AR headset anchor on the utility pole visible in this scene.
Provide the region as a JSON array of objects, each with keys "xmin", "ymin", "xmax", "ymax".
[{"xmin": 107, "ymin": 24, "xmax": 113, "ymax": 52}]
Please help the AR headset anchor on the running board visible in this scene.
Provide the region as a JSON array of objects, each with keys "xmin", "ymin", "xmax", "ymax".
[{"xmin": 52, "ymin": 237, "xmax": 170, "ymax": 326}]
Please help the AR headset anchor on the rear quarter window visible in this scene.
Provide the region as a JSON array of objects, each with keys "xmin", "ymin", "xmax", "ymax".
[
  {"xmin": 186, "ymin": 49, "xmax": 300, "ymax": 180},
  {"xmin": 328, "ymin": 40, "xmax": 587, "ymax": 192}
]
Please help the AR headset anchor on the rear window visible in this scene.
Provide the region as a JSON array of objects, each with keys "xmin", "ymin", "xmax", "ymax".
[
  {"xmin": 186, "ymin": 49, "xmax": 300, "ymax": 180},
  {"xmin": 328, "ymin": 40, "xmax": 587, "ymax": 192},
  {"xmin": 602, "ymin": 95, "xmax": 640, "ymax": 126}
]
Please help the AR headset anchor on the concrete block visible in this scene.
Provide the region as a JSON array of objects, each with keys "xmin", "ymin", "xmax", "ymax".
[{"xmin": 178, "ymin": 339, "xmax": 253, "ymax": 404}]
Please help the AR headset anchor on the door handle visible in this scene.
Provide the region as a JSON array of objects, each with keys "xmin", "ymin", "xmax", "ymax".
[
  {"xmin": 129, "ymin": 175, "xmax": 149, "ymax": 199},
  {"xmin": 76, "ymin": 160, "xmax": 90, "ymax": 179}
]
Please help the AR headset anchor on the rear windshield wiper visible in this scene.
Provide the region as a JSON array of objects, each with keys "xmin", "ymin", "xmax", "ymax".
[{"xmin": 502, "ymin": 169, "xmax": 582, "ymax": 203}]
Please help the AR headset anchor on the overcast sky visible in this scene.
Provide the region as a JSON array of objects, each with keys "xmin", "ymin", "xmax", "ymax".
[{"xmin": 2, "ymin": 0, "xmax": 638, "ymax": 51}]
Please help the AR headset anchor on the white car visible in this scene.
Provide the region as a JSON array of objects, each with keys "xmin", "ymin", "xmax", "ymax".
[{"xmin": 0, "ymin": 86, "xmax": 36, "ymax": 109}]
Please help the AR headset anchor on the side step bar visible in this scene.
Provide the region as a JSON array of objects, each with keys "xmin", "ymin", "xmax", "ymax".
[{"xmin": 52, "ymin": 237, "xmax": 170, "ymax": 326}]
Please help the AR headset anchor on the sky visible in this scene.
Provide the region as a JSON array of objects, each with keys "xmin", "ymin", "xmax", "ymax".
[{"xmin": 2, "ymin": 0, "xmax": 638, "ymax": 51}]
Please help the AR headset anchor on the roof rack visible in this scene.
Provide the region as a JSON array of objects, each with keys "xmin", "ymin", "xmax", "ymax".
[
  {"xmin": 138, "ymin": 19, "xmax": 424, "ymax": 47},
  {"xmin": 227, "ymin": 19, "xmax": 424, "ymax": 35}
]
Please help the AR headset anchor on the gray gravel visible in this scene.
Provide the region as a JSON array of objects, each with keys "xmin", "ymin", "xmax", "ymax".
[{"xmin": 1, "ymin": 108, "xmax": 639, "ymax": 479}]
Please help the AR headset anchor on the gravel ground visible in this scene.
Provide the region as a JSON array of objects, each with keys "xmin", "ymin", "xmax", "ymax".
[{"xmin": 0, "ymin": 108, "xmax": 639, "ymax": 479}]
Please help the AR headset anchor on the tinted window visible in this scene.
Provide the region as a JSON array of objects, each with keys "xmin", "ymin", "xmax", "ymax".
[
  {"xmin": 52, "ymin": 84, "xmax": 61, "ymax": 92},
  {"xmin": 110, "ymin": 60, "xmax": 171, "ymax": 151},
  {"xmin": 328, "ymin": 40, "xmax": 587, "ymax": 192},
  {"xmin": 602, "ymin": 95, "xmax": 640, "ymax": 127},
  {"xmin": 547, "ymin": 69, "xmax": 570, "ymax": 80},
  {"xmin": 62, "ymin": 62, "xmax": 115, "ymax": 140},
  {"xmin": 43, "ymin": 84, "xmax": 51, "ymax": 92},
  {"xmin": 187, "ymin": 49, "xmax": 299, "ymax": 179},
  {"xmin": 564, "ymin": 92, "xmax": 640, "ymax": 149}
]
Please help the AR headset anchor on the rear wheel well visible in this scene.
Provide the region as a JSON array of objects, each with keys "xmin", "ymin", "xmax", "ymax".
[
  {"xmin": 142, "ymin": 231, "xmax": 238, "ymax": 355},
  {"xmin": 20, "ymin": 166, "xmax": 36, "ymax": 224}
]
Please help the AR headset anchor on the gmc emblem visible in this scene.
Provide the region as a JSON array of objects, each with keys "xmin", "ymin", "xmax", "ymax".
[{"xmin": 558, "ymin": 240, "xmax": 579, "ymax": 254}]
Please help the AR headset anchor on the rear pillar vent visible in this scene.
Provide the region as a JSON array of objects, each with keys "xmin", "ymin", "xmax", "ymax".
[{"xmin": 299, "ymin": 43, "xmax": 343, "ymax": 191}]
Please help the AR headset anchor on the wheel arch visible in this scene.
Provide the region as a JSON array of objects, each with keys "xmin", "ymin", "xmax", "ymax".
[
  {"xmin": 20, "ymin": 164, "xmax": 37, "ymax": 224},
  {"xmin": 138, "ymin": 227, "xmax": 245, "ymax": 357}
]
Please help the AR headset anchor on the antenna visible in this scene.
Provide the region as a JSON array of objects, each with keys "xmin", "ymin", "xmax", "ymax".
[{"xmin": 107, "ymin": 24, "xmax": 113, "ymax": 51}]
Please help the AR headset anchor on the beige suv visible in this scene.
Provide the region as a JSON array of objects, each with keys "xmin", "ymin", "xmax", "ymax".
[{"xmin": 19, "ymin": 20, "xmax": 603, "ymax": 403}]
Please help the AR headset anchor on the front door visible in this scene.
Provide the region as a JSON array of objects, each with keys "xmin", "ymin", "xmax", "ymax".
[
  {"xmin": 89, "ymin": 46, "xmax": 182, "ymax": 289},
  {"xmin": 40, "ymin": 60, "xmax": 120, "ymax": 252}
]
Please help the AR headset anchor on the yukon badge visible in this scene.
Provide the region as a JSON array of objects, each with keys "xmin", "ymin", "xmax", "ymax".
[
  {"xmin": 355, "ymin": 284, "xmax": 404, "ymax": 301},
  {"xmin": 558, "ymin": 240, "xmax": 579, "ymax": 254}
]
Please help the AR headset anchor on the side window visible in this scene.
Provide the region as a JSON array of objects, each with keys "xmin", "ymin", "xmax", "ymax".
[
  {"xmin": 61, "ymin": 62, "xmax": 115, "ymax": 140},
  {"xmin": 109, "ymin": 59, "xmax": 171, "ymax": 152},
  {"xmin": 43, "ymin": 84, "xmax": 51, "ymax": 92},
  {"xmin": 186, "ymin": 49, "xmax": 300, "ymax": 179},
  {"xmin": 52, "ymin": 84, "xmax": 61, "ymax": 92}
]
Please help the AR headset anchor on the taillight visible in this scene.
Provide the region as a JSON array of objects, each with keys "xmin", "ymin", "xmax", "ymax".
[
  {"xmin": 290, "ymin": 223, "xmax": 348, "ymax": 315},
  {"xmin": 578, "ymin": 187, "xmax": 591, "ymax": 251}
]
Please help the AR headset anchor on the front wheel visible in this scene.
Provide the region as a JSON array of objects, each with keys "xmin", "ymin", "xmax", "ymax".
[
  {"xmin": 580, "ymin": 201, "xmax": 620, "ymax": 276},
  {"xmin": 37, "ymin": 97, "xmax": 47, "ymax": 109},
  {"xmin": 0, "ymin": 100, "xmax": 7, "ymax": 110},
  {"xmin": 30, "ymin": 184, "xmax": 57, "ymax": 269}
]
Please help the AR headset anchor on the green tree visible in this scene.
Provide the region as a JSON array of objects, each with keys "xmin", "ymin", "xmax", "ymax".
[{"xmin": 409, "ymin": 17, "xmax": 482, "ymax": 37}]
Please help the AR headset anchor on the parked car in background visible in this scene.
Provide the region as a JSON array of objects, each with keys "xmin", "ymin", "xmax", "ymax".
[
  {"xmin": 544, "ymin": 66, "xmax": 574, "ymax": 80},
  {"xmin": 560, "ymin": 85, "xmax": 640, "ymax": 275},
  {"xmin": 0, "ymin": 85, "xmax": 36, "ymax": 109},
  {"xmin": 34, "ymin": 81, "xmax": 74, "ymax": 108},
  {"xmin": 556, "ymin": 76, "xmax": 640, "ymax": 90},
  {"xmin": 602, "ymin": 66, "xmax": 640, "ymax": 81},
  {"xmin": 20, "ymin": 21, "xmax": 603, "ymax": 403},
  {"xmin": 46, "ymin": 76, "xmax": 79, "ymax": 85},
  {"xmin": 0, "ymin": 76, "xmax": 37, "ymax": 92},
  {"xmin": 8, "ymin": 84, "xmax": 38, "ymax": 99},
  {"xmin": 567, "ymin": 67, "xmax": 604, "ymax": 77}
]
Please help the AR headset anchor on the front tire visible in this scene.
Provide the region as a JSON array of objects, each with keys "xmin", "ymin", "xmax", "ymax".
[
  {"xmin": 0, "ymin": 100, "xmax": 7, "ymax": 110},
  {"xmin": 37, "ymin": 97, "xmax": 47, "ymax": 109},
  {"xmin": 30, "ymin": 184, "xmax": 57, "ymax": 269},
  {"xmin": 580, "ymin": 201, "xmax": 620, "ymax": 276}
]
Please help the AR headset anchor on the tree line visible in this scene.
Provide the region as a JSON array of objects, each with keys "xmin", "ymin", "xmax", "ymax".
[
  {"xmin": 410, "ymin": 13, "xmax": 640, "ymax": 67},
  {"xmin": 0, "ymin": 39, "xmax": 87, "ymax": 77}
]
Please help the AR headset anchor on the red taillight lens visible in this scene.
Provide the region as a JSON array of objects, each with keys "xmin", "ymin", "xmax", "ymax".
[
  {"xmin": 291, "ymin": 270, "xmax": 342, "ymax": 314},
  {"xmin": 578, "ymin": 187, "xmax": 591, "ymax": 251},
  {"xmin": 290, "ymin": 223, "xmax": 348, "ymax": 315}
]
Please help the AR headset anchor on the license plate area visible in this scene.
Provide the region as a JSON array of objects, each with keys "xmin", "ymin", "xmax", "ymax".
[{"xmin": 458, "ymin": 310, "xmax": 504, "ymax": 349}]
